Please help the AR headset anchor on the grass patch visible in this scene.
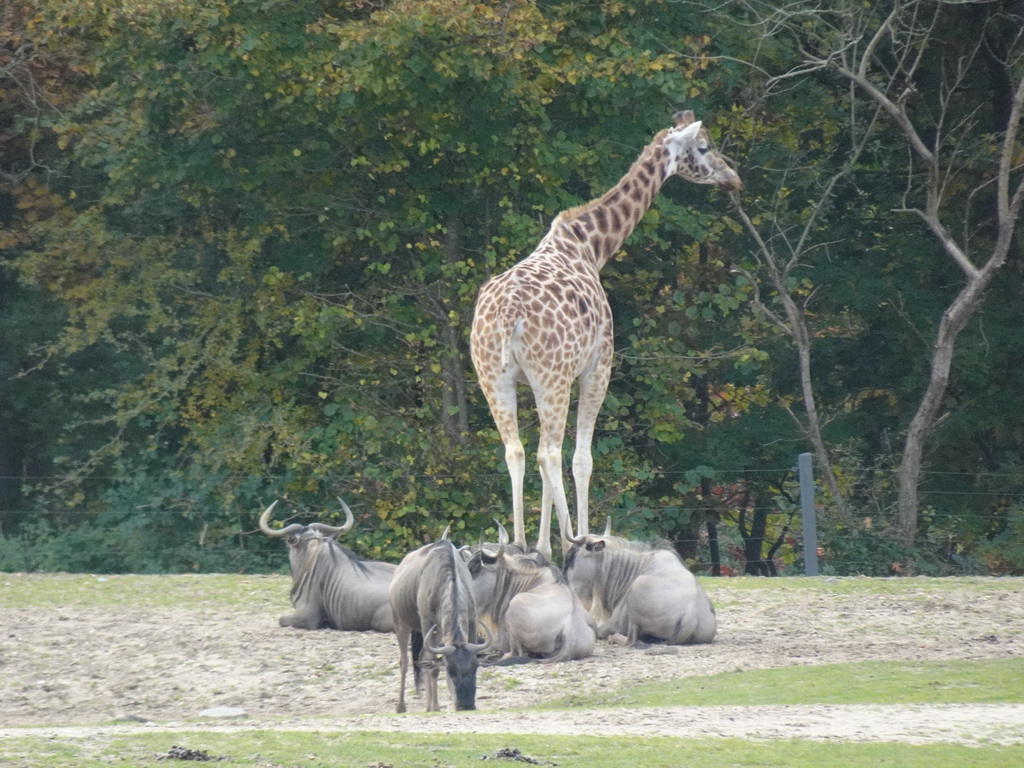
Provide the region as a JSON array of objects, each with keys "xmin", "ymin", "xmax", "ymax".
[
  {"xmin": 0, "ymin": 573, "xmax": 288, "ymax": 612},
  {"xmin": 0, "ymin": 729, "xmax": 1021, "ymax": 768},
  {"xmin": 701, "ymin": 575, "xmax": 1023, "ymax": 598},
  {"xmin": 3, "ymin": 573, "xmax": 1019, "ymax": 611},
  {"xmin": 548, "ymin": 658, "xmax": 1024, "ymax": 709}
]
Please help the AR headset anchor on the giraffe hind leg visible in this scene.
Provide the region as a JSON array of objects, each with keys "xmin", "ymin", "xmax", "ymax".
[
  {"xmin": 573, "ymin": 363, "xmax": 612, "ymax": 538},
  {"xmin": 481, "ymin": 373, "xmax": 528, "ymax": 549},
  {"xmin": 532, "ymin": 382, "xmax": 574, "ymax": 559}
]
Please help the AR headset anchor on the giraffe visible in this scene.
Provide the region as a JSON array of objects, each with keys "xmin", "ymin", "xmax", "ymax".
[{"xmin": 470, "ymin": 111, "xmax": 742, "ymax": 559}]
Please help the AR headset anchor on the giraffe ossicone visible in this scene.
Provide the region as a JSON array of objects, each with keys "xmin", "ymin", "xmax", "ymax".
[{"xmin": 470, "ymin": 111, "xmax": 742, "ymax": 560}]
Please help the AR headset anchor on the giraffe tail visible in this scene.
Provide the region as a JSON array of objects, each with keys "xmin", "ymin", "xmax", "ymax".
[
  {"xmin": 499, "ymin": 317, "xmax": 524, "ymax": 373},
  {"xmin": 496, "ymin": 296, "xmax": 525, "ymax": 373}
]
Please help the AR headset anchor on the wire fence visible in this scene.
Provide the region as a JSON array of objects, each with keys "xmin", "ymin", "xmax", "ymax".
[{"xmin": 1, "ymin": 464, "xmax": 1021, "ymax": 576}]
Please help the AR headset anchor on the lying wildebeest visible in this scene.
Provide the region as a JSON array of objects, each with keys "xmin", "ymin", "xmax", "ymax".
[
  {"xmin": 564, "ymin": 533, "xmax": 716, "ymax": 645},
  {"xmin": 388, "ymin": 536, "xmax": 490, "ymax": 712},
  {"xmin": 259, "ymin": 498, "xmax": 396, "ymax": 631},
  {"xmin": 469, "ymin": 525, "xmax": 596, "ymax": 662}
]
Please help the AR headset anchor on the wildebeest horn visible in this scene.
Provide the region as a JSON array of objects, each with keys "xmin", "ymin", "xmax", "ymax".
[
  {"xmin": 307, "ymin": 496, "xmax": 356, "ymax": 538},
  {"xmin": 440, "ymin": 524, "xmax": 451, "ymax": 541},
  {"xmin": 604, "ymin": 516, "xmax": 612, "ymax": 537},
  {"xmin": 467, "ymin": 621, "xmax": 493, "ymax": 653},
  {"xmin": 258, "ymin": 500, "xmax": 307, "ymax": 538},
  {"xmin": 495, "ymin": 520, "xmax": 509, "ymax": 546},
  {"xmin": 555, "ymin": 508, "xmax": 576, "ymax": 556},
  {"xmin": 490, "ymin": 519, "xmax": 509, "ymax": 559},
  {"xmin": 424, "ymin": 624, "xmax": 455, "ymax": 656}
]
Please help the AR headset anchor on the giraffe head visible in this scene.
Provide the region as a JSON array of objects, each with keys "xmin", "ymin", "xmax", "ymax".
[{"xmin": 662, "ymin": 110, "xmax": 743, "ymax": 192}]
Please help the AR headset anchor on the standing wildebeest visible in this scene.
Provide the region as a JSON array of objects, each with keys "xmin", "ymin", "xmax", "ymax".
[
  {"xmin": 565, "ymin": 533, "xmax": 717, "ymax": 645},
  {"xmin": 259, "ymin": 498, "xmax": 396, "ymax": 632},
  {"xmin": 469, "ymin": 526, "xmax": 596, "ymax": 662},
  {"xmin": 388, "ymin": 538, "xmax": 490, "ymax": 712}
]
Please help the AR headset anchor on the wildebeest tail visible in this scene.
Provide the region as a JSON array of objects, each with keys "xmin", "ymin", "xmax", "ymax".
[
  {"xmin": 483, "ymin": 655, "xmax": 537, "ymax": 667},
  {"xmin": 411, "ymin": 629, "xmax": 424, "ymax": 692}
]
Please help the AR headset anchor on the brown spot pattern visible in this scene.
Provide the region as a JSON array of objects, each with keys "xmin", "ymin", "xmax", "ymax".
[{"xmin": 469, "ymin": 112, "xmax": 741, "ymax": 553}]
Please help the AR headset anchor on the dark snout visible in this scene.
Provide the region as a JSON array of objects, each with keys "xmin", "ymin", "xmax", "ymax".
[{"xmin": 446, "ymin": 647, "xmax": 479, "ymax": 711}]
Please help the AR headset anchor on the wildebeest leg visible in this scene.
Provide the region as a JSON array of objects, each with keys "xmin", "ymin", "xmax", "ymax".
[
  {"xmin": 423, "ymin": 653, "xmax": 441, "ymax": 712},
  {"xmin": 279, "ymin": 606, "xmax": 325, "ymax": 630},
  {"xmin": 395, "ymin": 623, "xmax": 411, "ymax": 714},
  {"xmin": 595, "ymin": 601, "xmax": 629, "ymax": 640}
]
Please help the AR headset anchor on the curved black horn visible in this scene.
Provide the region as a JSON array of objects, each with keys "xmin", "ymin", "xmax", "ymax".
[
  {"xmin": 479, "ymin": 546, "xmax": 500, "ymax": 565},
  {"xmin": 486, "ymin": 518, "xmax": 509, "ymax": 561},
  {"xmin": 467, "ymin": 621, "xmax": 493, "ymax": 653},
  {"xmin": 555, "ymin": 508, "xmax": 576, "ymax": 556},
  {"xmin": 424, "ymin": 624, "xmax": 455, "ymax": 656},
  {"xmin": 259, "ymin": 500, "xmax": 307, "ymax": 538},
  {"xmin": 307, "ymin": 496, "xmax": 356, "ymax": 538}
]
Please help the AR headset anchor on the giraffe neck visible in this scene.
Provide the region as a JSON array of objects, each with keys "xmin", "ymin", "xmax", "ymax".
[{"xmin": 551, "ymin": 136, "xmax": 671, "ymax": 270}]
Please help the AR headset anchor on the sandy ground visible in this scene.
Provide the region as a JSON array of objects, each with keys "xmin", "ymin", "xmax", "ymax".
[{"xmin": 1, "ymin": 575, "xmax": 1022, "ymax": 745}]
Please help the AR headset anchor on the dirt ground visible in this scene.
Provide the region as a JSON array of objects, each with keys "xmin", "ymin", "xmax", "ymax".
[{"xmin": 1, "ymin": 575, "xmax": 1023, "ymax": 745}]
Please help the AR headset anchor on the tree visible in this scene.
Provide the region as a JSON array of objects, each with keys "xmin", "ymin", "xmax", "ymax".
[
  {"xmin": 6, "ymin": 0, "xmax": 774, "ymax": 567},
  {"xmin": 0, "ymin": 0, "xmax": 91, "ymax": 535},
  {"xmin": 725, "ymin": 0, "xmax": 1024, "ymax": 545}
]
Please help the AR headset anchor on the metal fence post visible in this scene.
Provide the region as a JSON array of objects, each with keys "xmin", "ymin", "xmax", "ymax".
[{"xmin": 798, "ymin": 452, "xmax": 819, "ymax": 577}]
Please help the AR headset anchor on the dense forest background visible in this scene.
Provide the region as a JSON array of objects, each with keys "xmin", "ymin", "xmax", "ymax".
[{"xmin": 2, "ymin": 0, "xmax": 1023, "ymax": 576}]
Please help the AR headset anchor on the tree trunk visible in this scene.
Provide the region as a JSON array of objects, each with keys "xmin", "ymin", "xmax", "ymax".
[
  {"xmin": 896, "ymin": 252, "xmax": 1014, "ymax": 544},
  {"xmin": 827, "ymin": 5, "xmax": 1024, "ymax": 546},
  {"xmin": 436, "ymin": 217, "xmax": 470, "ymax": 446},
  {"xmin": 707, "ymin": 520, "xmax": 721, "ymax": 576}
]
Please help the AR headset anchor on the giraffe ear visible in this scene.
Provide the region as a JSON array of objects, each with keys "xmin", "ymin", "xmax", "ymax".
[
  {"xmin": 673, "ymin": 110, "xmax": 696, "ymax": 127},
  {"xmin": 669, "ymin": 120, "xmax": 703, "ymax": 146}
]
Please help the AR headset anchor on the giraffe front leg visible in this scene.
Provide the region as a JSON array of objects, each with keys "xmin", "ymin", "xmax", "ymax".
[{"xmin": 572, "ymin": 447, "xmax": 593, "ymax": 538}]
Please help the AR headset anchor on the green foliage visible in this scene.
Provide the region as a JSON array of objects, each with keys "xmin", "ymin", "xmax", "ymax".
[
  {"xmin": 1, "ymin": 0, "xmax": 1021, "ymax": 572},
  {"xmin": 816, "ymin": 523, "xmax": 929, "ymax": 577},
  {"xmin": 978, "ymin": 503, "xmax": 1024, "ymax": 576},
  {"xmin": 3, "ymin": 0, "xmax": 771, "ymax": 568},
  {"xmin": 0, "ymin": 520, "xmax": 116, "ymax": 572}
]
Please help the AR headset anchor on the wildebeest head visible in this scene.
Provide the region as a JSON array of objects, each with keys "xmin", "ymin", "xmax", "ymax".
[
  {"xmin": 563, "ymin": 534, "xmax": 607, "ymax": 574},
  {"xmin": 424, "ymin": 624, "xmax": 491, "ymax": 711},
  {"xmin": 259, "ymin": 498, "xmax": 356, "ymax": 595},
  {"xmin": 563, "ymin": 532, "xmax": 652, "ymax": 616},
  {"xmin": 562, "ymin": 516, "xmax": 614, "ymax": 573},
  {"xmin": 467, "ymin": 522, "xmax": 546, "ymax": 610}
]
